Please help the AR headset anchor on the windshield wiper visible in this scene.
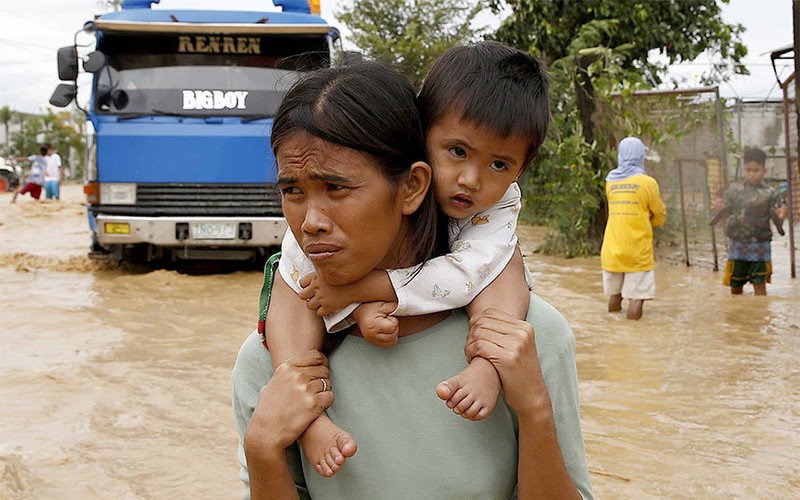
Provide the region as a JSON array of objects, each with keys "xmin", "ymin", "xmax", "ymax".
[
  {"xmin": 115, "ymin": 109, "xmax": 208, "ymax": 121},
  {"xmin": 114, "ymin": 111, "xmax": 273, "ymax": 122},
  {"xmin": 241, "ymin": 115, "xmax": 273, "ymax": 123}
]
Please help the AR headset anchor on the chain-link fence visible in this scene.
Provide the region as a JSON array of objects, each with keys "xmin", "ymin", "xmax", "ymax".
[
  {"xmin": 619, "ymin": 87, "xmax": 728, "ymax": 269},
  {"xmin": 623, "ymin": 86, "xmax": 797, "ymax": 277}
]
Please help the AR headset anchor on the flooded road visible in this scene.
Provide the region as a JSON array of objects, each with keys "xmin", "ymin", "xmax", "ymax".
[
  {"xmin": 1, "ymin": 184, "xmax": 798, "ymax": 499},
  {"xmin": 518, "ymin": 225, "xmax": 799, "ymax": 498}
]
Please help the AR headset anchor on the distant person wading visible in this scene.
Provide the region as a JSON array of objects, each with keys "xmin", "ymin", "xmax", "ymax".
[
  {"xmin": 713, "ymin": 147, "xmax": 788, "ymax": 296},
  {"xmin": 600, "ymin": 137, "xmax": 667, "ymax": 320}
]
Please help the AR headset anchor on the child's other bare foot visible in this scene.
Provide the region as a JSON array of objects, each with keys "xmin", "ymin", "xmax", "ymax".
[
  {"xmin": 353, "ymin": 302, "xmax": 399, "ymax": 348},
  {"xmin": 435, "ymin": 356, "xmax": 501, "ymax": 421},
  {"xmin": 298, "ymin": 414, "xmax": 357, "ymax": 477}
]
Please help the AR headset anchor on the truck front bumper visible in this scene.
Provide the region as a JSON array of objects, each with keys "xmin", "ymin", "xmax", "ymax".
[{"xmin": 94, "ymin": 214, "xmax": 287, "ymax": 247}]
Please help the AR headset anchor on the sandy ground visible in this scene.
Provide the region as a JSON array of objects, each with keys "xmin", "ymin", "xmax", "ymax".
[{"xmin": 1, "ymin": 183, "xmax": 798, "ymax": 499}]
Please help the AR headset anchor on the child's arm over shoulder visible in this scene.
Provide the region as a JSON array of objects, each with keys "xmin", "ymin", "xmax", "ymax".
[
  {"xmin": 467, "ymin": 247, "xmax": 529, "ymax": 320},
  {"xmin": 390, "ymin": 183, "xmax": 523, "ymax": 316},
  {"xmin": 260, "ymin": 232, "xmax": 329, "ymax": 368},
  {"xmin": 278, "ymin": 230, "xmax": 316, "ymax": 296},
  {"xmin": 278, "ymin": 230, "xmax": 359, "ymax": 333},
  {"xmin": 299, "ymin": 269, "xmax": 396, "ymax": 315}
]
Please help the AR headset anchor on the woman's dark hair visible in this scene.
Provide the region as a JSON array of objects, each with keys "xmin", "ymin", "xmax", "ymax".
[{"xmin": 419, "ymin": 41, "xmax": 550, "ymax": 171}]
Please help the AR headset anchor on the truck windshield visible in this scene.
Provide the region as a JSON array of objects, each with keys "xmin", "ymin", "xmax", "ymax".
[{"xmin": 94, "ymin": 31, "xmax": 330, "ymax": 117}]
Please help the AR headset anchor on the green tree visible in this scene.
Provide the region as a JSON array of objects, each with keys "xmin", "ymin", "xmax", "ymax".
[
  {"xmin": 0, "ymin": 105, "xmax": 11, "ymax": 156},
  {"xmin": 527, "ymin": 46, "xmax": 716, "ymax": 256},
  {"xmin": 336, "ymin": 0, "xmax": 486, "ymax": 88},
  {"xmin": 10, "ymin": 115, "xmax": 43, "ymax": 158},
  {"xmin": 46, "ymin": 108, "xmax": 86, "ymax": 178},
  {"xmin": 10, "ymin": 108, "xmax": 85, "ymax": 178},
  {"xmin": 490, "ymin": 0, "xmax": 747, "ymax": 254},
  {"xmin": 491, "ymin": 0, "xmax": 747, "ymax": 84}
]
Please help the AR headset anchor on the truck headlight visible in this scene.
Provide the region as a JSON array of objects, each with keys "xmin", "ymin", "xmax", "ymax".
[{"xmin": 100, "ymin": 183, "xmax": 137, "ymax": 205}]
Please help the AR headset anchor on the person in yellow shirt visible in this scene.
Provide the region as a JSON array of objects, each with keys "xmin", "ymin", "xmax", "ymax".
[{"xmin": 601, "ymin": 136, "xmax": 667, "ymax": 319}]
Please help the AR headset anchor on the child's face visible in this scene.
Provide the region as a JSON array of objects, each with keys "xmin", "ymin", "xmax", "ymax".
[
  {"xmin": 743, "ymin": 161, "xmax": 766, "ymax": 186},
  {"xmin": 426, "ymin": 113, "xmax": 529, "ymax": 218}
]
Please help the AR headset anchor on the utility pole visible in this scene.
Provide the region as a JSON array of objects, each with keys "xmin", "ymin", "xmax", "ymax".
[
  {"xmin": 795, "ymin": 2, "xmax": 800, "ymax": 148},
  {"xmin": 792, "ymin": 1, "xmax": 799, "ymax": 278}
]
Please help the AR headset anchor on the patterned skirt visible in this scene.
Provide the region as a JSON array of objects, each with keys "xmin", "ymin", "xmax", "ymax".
[{"xmin": 726, "ymin": 239, "xmax": 770, "ymax": 262}]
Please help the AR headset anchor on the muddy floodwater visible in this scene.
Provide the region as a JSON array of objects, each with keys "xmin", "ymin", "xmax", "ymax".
[{"xmin": 1, "ymin": 184, "xmax": 798, "ymax": 499}]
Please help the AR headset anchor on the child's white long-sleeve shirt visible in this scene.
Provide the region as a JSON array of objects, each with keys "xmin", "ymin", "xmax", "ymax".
[{"xmin": 278, "ymin": 183, "xmax": 530, "ymax": 332}]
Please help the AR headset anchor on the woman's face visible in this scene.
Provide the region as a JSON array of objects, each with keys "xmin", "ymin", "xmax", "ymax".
[{"xmin": 277, "ymin": 131, "xmax": 408, "ymax": 285}]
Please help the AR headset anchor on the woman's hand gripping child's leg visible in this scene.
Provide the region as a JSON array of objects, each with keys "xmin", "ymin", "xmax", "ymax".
[
  {"xmin": 265, "ymin": 275, "xmax": 357, "ymax": 477},
  {"xmin": 435, "ymin": 249, "xmax": 530, "ymax": 421}
]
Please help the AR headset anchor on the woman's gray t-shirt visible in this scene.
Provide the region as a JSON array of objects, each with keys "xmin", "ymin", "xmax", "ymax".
[{"xmin": 232, "ymin": 293, "xmax": 593, "ymax": 499}]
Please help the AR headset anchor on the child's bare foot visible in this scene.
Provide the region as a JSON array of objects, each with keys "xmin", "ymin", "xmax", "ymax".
[
  {"xmin": 435, "ymin": 356, "xmax": 501, "ymax": 421},
  {"xmin": 353, "ymin": 302, "xmax": 399, "ymax": 348},
  {"xmin": 298, "ymin": 414, "xmax": 357, "ymax": 477}
]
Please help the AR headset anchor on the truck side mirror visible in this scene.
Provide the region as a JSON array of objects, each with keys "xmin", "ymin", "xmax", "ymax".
[
  {"xmin": 49, "ymin": 83, "xmax": 78, "ymax": 107},
  {"xmin": 83, "ymin": 51, "xmax": 107, "ymax": 74},
  {"xmin": 57, "ymin": 46, "xmax": 78, "ymax": 81},
  {"xmin": 328, "ymin": 27, "xmax": 341, "ymax": 44}
]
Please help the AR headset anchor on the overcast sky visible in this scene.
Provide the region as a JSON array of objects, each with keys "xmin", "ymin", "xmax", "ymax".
[{"xmin": 0, "ymin": 0, "xmax": 793, "ymax": 114}]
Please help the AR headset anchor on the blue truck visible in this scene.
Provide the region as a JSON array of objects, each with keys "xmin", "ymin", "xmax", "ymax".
[{"xmin": 50, "ymin": 0, "xmax": 340, "ymax": 263}]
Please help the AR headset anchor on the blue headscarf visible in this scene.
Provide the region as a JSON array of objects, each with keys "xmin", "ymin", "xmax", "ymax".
[{"xmin": 606, "ymin": 136, "xmax": 646, "ymax": 182}]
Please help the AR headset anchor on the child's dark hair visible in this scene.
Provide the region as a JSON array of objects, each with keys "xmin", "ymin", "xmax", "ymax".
[
  {"xmin": 419, "ymin": 41, "xmax": 550, "ymax": 171},
  {"xmin": 39, "ymin": 146, "xmax": 47, "ymax": 155},
  {"xmin": 743, "ymin": 147, "xmax": 767, "ymax": 166}
]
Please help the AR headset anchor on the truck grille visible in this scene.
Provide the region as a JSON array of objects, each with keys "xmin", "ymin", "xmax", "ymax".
[{"xmin": 89, "ymin": 183, "xmax": 283, "ymax": 217}]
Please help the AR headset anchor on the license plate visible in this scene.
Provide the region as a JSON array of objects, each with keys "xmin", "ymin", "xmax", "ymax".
[
  {"xmin": 191, "ymin": 223, "xmax": 236, "ymax": 240},
  {"xmin": 105, "ymin": 222, "xmax": 130, "ymax": 235}
]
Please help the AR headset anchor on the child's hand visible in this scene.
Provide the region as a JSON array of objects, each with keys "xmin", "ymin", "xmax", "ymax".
[
  {"xmin": 352, "ymin": 302, "xmax": 399, "ymax": 348},
  {"xmin": 299, "ymin": 272, "xmax": 353, "ymax": 316},
  {"xmin": 775, "ymin": 203, "xmax": 788, "ymax": 220},
  {"xmin": 711, "ymin": 198, "xmax": 725, "ymax": 211}
]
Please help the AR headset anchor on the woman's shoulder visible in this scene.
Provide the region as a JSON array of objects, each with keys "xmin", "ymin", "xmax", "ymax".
[
  {"xmin": 232, "ymin": 330, "xmax": 273, "ymax": 392},
  {"xmin": 525, "ymin": 293, "xmax": 576, "ymax": 368}
]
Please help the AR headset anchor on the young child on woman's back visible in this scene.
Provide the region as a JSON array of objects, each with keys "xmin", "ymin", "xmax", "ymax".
[{"xmin": 260, "ymin": 41, "xmax": 550, "ymax": 477}]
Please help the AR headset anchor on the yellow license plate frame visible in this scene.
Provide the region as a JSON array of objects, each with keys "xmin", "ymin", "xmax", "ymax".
[{"xmin": 104, "ymin": 222, "xmax": 130, "ymax": 235}]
